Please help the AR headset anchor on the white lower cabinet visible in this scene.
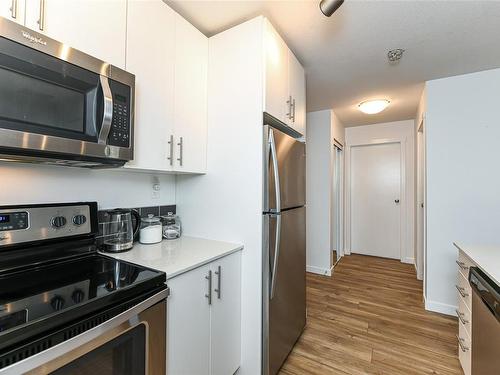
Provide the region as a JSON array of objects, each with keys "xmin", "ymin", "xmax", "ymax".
[{"xmin": 167, "ymin": 251, "xmax": 241, "ymax": 375}]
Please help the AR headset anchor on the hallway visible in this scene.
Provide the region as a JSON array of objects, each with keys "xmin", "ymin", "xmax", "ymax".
[{"xmin": 278, "ymin": 255, "xmax": 462, "ymax": 375}]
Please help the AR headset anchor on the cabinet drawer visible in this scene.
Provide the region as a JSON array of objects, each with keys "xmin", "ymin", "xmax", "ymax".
[
  {"xmin": 458, "ymin": 319, "xmax": 471, "ymax": 375},
  {"xmin": 456, "ymin": 251, "xmax": 474, "ymax": 279},
  {"xmin": 456, "ymin": 296, "xmax": 472, "ymax": 337},
  {"xmin": 456, "ymin": 272, "xmax": 472, "ymax": 310}
]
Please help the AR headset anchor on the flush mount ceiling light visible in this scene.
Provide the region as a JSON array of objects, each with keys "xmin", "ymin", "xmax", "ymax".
[
  {"xmin": 319, "ymin": 0, "xmax": 344, "ymax": 17},
  {"xmin": 387, "ymin": 48, "xmax": 405, "ymax": 63},
  {"xmin": 358, "ymin": 99, "xmax": 391, "ymax": 115}
]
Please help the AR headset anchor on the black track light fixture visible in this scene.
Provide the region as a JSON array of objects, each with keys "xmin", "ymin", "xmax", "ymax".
[{"xmin": 319, "ymin": 0, "xmax": 344, "ymax": 17}]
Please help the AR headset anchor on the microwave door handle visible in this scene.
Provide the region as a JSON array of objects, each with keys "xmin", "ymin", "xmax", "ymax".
[{"xmin": 97, "ymin": 75, "xmax": 113, "ymax": 145}]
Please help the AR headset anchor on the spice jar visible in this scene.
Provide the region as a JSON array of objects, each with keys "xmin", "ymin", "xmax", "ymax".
[{"xmin": 161, "ymin": 212, "xmax": 181, "ymax": 240}]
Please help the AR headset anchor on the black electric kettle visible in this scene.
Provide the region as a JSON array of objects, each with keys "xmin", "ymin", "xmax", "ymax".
[{"xmin": 101, "ymin": 208, "xmax": 141, "ymax": 252}]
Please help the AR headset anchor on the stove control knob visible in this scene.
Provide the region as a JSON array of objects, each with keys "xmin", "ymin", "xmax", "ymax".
[
  {"xmin": 72, "ymin": 289, "xmax": 85, "ymax": 304},
  {"xmin": 72, "ymin": 215, "xmax": 87, "ymax": 226},
  {"xmin": 51, "ymin": 216, "xmax": 67, "ymax": 228},
  {"xmin": 51, "ymin": 296, "xmax": 65, "ymax": 311}
]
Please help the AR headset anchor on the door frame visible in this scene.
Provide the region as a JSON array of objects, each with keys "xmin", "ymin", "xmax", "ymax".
[
  {"xmin": 416, "ymin": 116, "xmax": 427, "ymax": 283},
  {"xmin": 345, "ymin": 138, "xmax": 408, "ymax": 263},
  {"xmin": 331, "ymin": 141, "xmax": 344, "ymax": 263}
]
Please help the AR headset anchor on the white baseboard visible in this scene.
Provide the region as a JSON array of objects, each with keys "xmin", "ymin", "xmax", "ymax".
[
  {"xmin": 306, "ymin": 265, "xmax": 331, "ymax": 276},
  {"xmin": 402, "ymin": 257, "xmax": 414, "ymax": 264},
  {"xmin": 425, "ymin": 299, "xmax": 457, "ymax": 316}
]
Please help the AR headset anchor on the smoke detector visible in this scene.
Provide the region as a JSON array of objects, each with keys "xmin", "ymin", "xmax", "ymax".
[{"xmin": 387, "ymin": 48, "xmax": 405, "ymax": 63}]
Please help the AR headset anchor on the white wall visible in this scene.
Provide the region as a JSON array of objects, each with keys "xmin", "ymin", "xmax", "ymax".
[
  {"xmin": 176, "ymin": 17, "xmax": 264, "ymax": 375},
  {"xmin": 0, "ymin": 163, "xmax": 176, "ymax": 209},
  {"xmin": 306, "ymin": 109, "xmax": 344, "ymax": 275},
  {"xmin": 425, "ymin": 68, "xmax": 500, "ymax": 315},
  {"xmin": 345, "ymin": 120, "xmax": 415, "ymax": 264}
]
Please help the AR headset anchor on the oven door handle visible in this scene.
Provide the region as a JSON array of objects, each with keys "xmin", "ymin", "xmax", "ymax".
[
  {"xmin": 0, "ymin": 289, "xmax": 168, "ymax": 375},
  {"xmin": 97, "ymin": 75, "xmax": 114, "ymax": 145}
]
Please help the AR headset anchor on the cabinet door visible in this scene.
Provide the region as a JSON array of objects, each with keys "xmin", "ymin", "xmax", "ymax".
[
  {"xmin": 288, "ymin": 51, "xmax": 306, "ymax": 138},
  {"xmin": 210, "ymin": 252, "xmax": 242, "ymax": 375},
  {"xmin": 264, "ymin": 19, "xmax": 289, "ymax": 124},
  {"xmin": 173, "ymin": 13, "xmax": 208, "ymax": 173},
  {"xmin": 24, "ymin": 0, "xmax": 126, "ymax": 68},
  {"xmin": 124, "ymin": 0, "xmax": 175, "ymax": 171},
  {"xmin": 168, "ymin": 264, "xmax": 211, "ymax": 375},
  {"xmin": 0, "ymin": 0, "xmax": 25, "ymax": 24}
]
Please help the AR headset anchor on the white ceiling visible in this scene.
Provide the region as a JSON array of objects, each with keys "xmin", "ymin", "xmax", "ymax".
[{"xmin": 167, "ymin": 0, "xmax": 500, "ymax": 126}]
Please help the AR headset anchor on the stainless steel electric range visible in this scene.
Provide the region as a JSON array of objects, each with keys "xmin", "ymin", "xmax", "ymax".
[{"xmin": 0, "ymin": 202, "xmax": 168, "ymax": 375}]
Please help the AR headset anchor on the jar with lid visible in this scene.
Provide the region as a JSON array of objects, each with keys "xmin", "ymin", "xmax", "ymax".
[
  {"xmin": 161, "ymin": 212, "xmax": 181, "ymax": 240},
  {"xmin": 139, "ymin": 214, "xmax": 163, "ymax": 244}
]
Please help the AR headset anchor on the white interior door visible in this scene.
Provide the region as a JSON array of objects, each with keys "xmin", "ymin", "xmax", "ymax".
[{"xmin": 350, "ymin": 143, "xmax": 401, "ymax": 259}]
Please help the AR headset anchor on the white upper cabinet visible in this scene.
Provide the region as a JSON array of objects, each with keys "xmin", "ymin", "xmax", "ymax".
[
  {"xmin": 173, "ymin": 13, "xmax": 208, "ymax": 173},
  {"xmin": 24, "ymin": 0, "xmax": 127, "ymax": 68},
  {"xmin": 263, "ymin": 19, "xmax": 306, "ymax": 138},
  {"xmin": 0, "ymin": 0, "xmax": 26, "ymax": 24},
  {"xmin": 125, "ymin": 2, "xmax": 208, "ymax": 174},
  {"xmin": 125, "ymin": 0, "xmax": 175, "ymax": 172},
  {"xmin": 288, "ymin": 51, "xmax": 306, "ymax": 138},
  {"xmin": 264, "ymin": 19, "xmax": 289, "ymax": 125}
]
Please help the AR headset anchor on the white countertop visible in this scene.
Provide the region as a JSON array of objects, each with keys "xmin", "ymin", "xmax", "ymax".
[
  {"xmin": 102, "ymin": 236, "xmax": 243, "ymax": 279},
  {"xmin": 454, "ymin": 242, "xmax": 500, "ymax": 285}
]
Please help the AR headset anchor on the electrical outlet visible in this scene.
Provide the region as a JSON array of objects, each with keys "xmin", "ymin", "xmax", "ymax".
[{"xmin": 152, "ymin": 177, "xmax": 161, "ymax": 199}]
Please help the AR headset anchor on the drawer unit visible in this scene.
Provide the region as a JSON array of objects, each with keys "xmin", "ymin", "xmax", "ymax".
[
  {"xmin": 456, "ymin": 271, "xmax": 472, "ymax": 310},
  {"xmin": 457, "ymin": 319, "xmax": 471, "ymax": 375},
  {"xmin": 456, "ymin": 252, "xmax": 474, "ymax": 279},
  {"xmin": 456, "ymin": 296, "xmax": 471, "ymax": 337}
]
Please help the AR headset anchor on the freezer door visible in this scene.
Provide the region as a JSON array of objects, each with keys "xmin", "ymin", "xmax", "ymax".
[
  {"xmin": 268, "ymin": 206, "xmax": 306, "ymax": 375},
  {"xmin": 265, "ymin": 126, "xmax": 306, "ymax": 212}
]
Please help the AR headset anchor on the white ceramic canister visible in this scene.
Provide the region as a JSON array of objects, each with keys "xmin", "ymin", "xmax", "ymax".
[{"xmin": 139, "ymin": 214, "xmax": 163, "ymax": 244}]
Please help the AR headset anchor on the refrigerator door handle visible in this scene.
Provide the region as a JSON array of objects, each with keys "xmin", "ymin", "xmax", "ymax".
[
  {"xmin": 269, "ymin": 129, "xmax": 281, "ymax": 212},
  {"xmin": 270, "ymin": 213, "xmax": 282, "ymax": 299}
]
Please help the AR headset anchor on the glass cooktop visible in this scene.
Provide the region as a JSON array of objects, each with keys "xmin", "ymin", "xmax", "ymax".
[{"xmin": 0, "ymin": 254, "xmax": 165, "ymax": 341}]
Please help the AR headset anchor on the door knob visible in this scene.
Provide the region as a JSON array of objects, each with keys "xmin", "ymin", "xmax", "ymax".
[{"xmin": 395, "ymin": 199, "xmax": 400, "ymax": 204}]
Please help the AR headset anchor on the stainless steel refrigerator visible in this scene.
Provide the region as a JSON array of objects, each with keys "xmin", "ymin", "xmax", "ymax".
[{"xmin": 262, "ymin": 122, "xmax": 306, "ymax": 375}]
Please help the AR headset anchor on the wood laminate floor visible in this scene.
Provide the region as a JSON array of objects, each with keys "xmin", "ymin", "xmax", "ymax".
[{"xmin": 279, "ymin": 254, "xmax": 462, "ymax": 375}]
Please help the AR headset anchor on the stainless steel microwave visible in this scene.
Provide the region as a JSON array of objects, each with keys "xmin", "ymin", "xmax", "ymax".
[{"xmin": 0, "ymin": 17, "xmax": 135, "ymax": 168}]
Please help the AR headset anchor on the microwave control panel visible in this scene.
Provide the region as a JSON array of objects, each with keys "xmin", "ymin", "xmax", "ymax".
[{"xmin": 108, "ymin": 80, "xmax": 131, "ymax": 148}]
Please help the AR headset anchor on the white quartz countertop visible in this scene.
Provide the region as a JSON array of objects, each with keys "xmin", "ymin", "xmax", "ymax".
[
  {"xmin": 102, "ymin": 236, "xmax": 243, "ymax": 279},
  {"xmin": 454, "ymin": 242, "xmax": 500, "ymax": 286}
]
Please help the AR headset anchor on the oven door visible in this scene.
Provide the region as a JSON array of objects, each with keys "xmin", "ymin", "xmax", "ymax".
[
  {"xmin": 0, "ymin": 291, "xmax": 167, "ymax": 375},
  {"xmin": 0, "ymin": 18, "xmax": 134, "ymax": 165}
]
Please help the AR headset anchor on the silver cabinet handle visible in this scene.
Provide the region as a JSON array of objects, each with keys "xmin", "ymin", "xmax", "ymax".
[
  {"xmin": 291, "ymin": 98, "xmax": 296, "ymax": 123},
  {"xmin": 286, "ymin": 95, "xmax": 292, "ymax": 119},
  {"xmin": 455, "ymin": 260, "xmax": 469, "ymax": 271},
  {"xmin": 455, "ymin": 285, "xmax": 469, "ymax": 298},
  {"xmin": 10, "ymin": 0, "xmax": 17, "ymax": 19},
  {"xmin": 455, "ymin": 309, "xmax": 469, "ymax": 324},
  {"xmin": 97, "ymin": 75, "xmax": 113, "ymax": 145},
  {"xmin": 214, "ymin": 265, "xmax": 221, "ymax": 299},
  {"xmin": 456, "ymin": 335, "xmax": 469, "ymax": 352},
  {"xmin": 177, "ymin": 136, "xmax": 183, "ymax": 166},
  {"xmin": 205, "ymin": 270, "xmax": 212, "ymax": 305},
  {"xmin": 167, "ymin": 135, "xmax": 174, "ymax": 166},
  {"xmin": 38, "ymin": 0, "xmax": 45, "ymax": 31}
]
